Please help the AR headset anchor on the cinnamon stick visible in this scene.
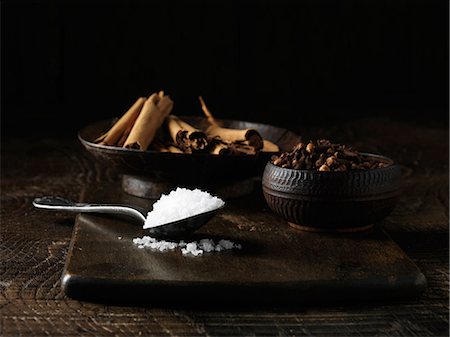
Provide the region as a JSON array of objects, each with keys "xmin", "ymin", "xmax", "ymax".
[
  {"xmin": 209, "ymin": 139, "xmax": 232, "ymax": 155},
  {"xmin": 167, "ymin": 145, "xmax": 184, "ymax": 153},
  {"xmin": 149, "ymin": 140, "xmax": 183, "ymax": 153},
  {"xmin": 95, "ymin": 97, "xmax": 146, "ymax": 145},
  {"xmin": 198, "ymin": 96, "xmax": 217, "ymax": 125},
  {"xmin": 166, "ymin": 116, "xmax": 208, "ymax": 152},
  {"xmin": 206, "ymin": 125, "xmax": 263, "ymax": 151},
  {"xmin": 124, "ymin": 93, "xmax": 174, "ymax": 150},
  {"xmin": 117, "ymin": 124, "xmax": 133, "ymax": 147},
  {"xmin": 230, "ymin": 142, "xmax": 257, "ymax": 155},
  {"xmin": 199, "ymin": 96, "xmax": 263, "ymax": 151},
  {"xmin": 262, "ymin": 139, "xmax": 280, "ymax": 152},
  {"xmin": 210, "ymin": 139, "xmax": 257, "ymax": 155}
]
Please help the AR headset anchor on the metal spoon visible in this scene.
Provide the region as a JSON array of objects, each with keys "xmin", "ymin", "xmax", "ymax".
[{"xmin": 32, "ymin": 196, "xmax": 223, "ymax": 238}]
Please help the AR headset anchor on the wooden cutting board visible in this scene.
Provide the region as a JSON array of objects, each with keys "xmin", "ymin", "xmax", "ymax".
[{"xmin": 62, "ymin": 183, "xmax": 426, "ymax": 304}]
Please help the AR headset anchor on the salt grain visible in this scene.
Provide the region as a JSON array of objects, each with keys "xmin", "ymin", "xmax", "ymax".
[
  {"xmin": 132, "ymin": 236, "xmax": 241, "ymax": 256},
  {"xmin": 143, "ymin": 188, "xmax": 225, "ymax": 229},
  {"xmin": 199, "ymin": 239, "xmax": 215, "ymax": 252},
  {"xmin": 182, "ymin": 242, "xmax": 203, "ymax": 256},
  {"xmin": 218, "ymin": 239, "xmax": 234, "ymax": 250}
]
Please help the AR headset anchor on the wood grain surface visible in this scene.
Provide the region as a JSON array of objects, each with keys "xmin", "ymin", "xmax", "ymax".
[{"xmin": 1, "ymin": 117, "xmax": 448, "ymax": 336}]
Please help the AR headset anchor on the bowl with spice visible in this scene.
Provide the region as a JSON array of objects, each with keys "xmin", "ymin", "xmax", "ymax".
[
  {"xmin": 262, "ymin": 139, "xmax": 401, "ymax": 232},
  {"xmin": 78, "ymin": 92, "xmax": 300, "ymax": 198}
]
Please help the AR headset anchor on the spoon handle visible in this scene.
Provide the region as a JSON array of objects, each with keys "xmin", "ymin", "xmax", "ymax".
[{"xmin": 32, "ymin": 196, "xmax": 147, "ymax": 223}]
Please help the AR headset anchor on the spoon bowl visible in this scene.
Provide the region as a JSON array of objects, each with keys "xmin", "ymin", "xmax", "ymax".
[
  {"xmin": 33, "ymin": 196, "xmax": 223, "ymax": 238},
  {"xmin": 146, "ymin": 207, "xmax": 223, "ymax": 237}
]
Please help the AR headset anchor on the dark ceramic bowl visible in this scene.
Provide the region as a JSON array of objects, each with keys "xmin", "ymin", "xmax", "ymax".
[
  {"xmin": 262, "ymin": 154, "xmax": 401, "ymax": 232},
  {"xmin": 78, "ymin": 116, "xmax": 300, "ymax": 185}
]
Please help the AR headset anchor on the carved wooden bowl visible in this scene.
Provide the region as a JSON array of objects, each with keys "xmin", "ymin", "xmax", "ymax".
[{"xmin": 262, "ymin": 155, "xmax": 401, "ymax": 232}]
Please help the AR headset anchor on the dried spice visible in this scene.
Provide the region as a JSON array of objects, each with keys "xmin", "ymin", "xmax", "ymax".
[
  {"xmin": 96, "ymin": 92, "xmax": 279, "ymax": 155},
  {"xmin": 271, "ymin": 139, "xmax": 391, "ymax": 171},
  {"xmin": 166, "ymin": 116, "xmax": 208, "ymax": 153}
]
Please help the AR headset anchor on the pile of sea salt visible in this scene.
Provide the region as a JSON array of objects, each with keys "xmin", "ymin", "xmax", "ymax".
[
  {"xmin": 133, "ymin": 237, "xmax": 241, "ymax": 256},
  {"xmin": 134, "ymin": 188, "xmax": 240, "ymax": 256},
  {"xmin": 143, "ymin": 187, "xmax": 225, "ymax": 229}
]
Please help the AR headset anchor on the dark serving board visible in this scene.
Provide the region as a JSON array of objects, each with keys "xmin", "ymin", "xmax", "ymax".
[{"xmin": 62, "ymin": 184, "xmax": 426, "ymax": 304}]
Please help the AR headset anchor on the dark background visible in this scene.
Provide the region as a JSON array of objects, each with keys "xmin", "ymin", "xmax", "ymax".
[{"xmin": 2, "ymin": 0, "xmax": 448, "ymax": 138}]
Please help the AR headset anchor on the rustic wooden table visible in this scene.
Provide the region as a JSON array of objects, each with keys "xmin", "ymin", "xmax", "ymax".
[{"xmin": 1, "ymin": 117, "xmax": 448, "ymax": 336}]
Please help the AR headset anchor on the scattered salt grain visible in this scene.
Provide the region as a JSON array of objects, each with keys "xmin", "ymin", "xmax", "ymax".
[
  {"xmin": 182, "ymin": 242, "xmax": 203, "ymax": 256},
  {"xmin": 218, "ymin": 239, "xmax": 234, "ymax": 250},
  {"xmin": 133, "ymin": 236, "xmax": 178, "ymax": 252},
  {"xmin": 132, "ymin": 236, "xmax": 241, "ymax": 256},
  {"xmin": 143, "ymin": 188, "xmax": 225, "ymax": 229},
  {"xmin": 199, "ymin": 239, "xmax": 215, "ymax": 253}
]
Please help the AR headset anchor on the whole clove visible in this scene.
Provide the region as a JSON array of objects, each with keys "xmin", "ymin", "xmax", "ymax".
[{"xmin": 271, "ymin": 139, "xmax": 392, "ymax": 172}]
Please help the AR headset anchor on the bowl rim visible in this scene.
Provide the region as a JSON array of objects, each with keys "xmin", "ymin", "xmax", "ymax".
[{"xmin": 265, "ymin": 152, "xmax": 398, "ymax": 175}]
